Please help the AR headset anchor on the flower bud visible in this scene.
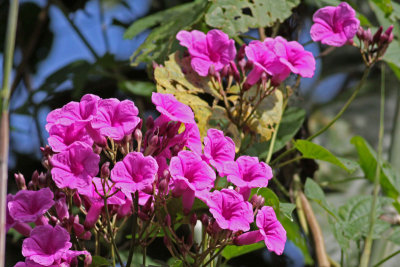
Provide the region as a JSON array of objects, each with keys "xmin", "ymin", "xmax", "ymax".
[
  {"xmin": 14, "ymin": 173, "xmax": 27, "ymax": 190},
  {"xmin": 250, "ymin": 194, "xmax": 265, "ymax": 208},
  {"xmin": 27, "ymin": 181, "xmax": 35, "ymax": 190},
  {"xmin": 146, "ymin": 116, "xmax": 154, "ymax": 130},
  {"xmin": 134, "ymin": 128, "xmax": 142, "ymax": 143},
  {"xmin": 356, "ymin": 27, "xmax": 364, "ymax": 40},
  {"xmin": 93, "ymin": 144, "xmax": 102, "ymax": 154},
  {"xmin": 190, "ymin": 213, "xmax": 197, "ymax": 226},
  {"xmin": 384, "ymin": 25, "xmax": 394, "ymax": 38},
  {"xmin": 31, "ymin": 170, "xmax": 39, "ymax": 185},
  {"xmin": 164, "ymin": 214, "xmax": 171, "ymax": 227},
  {"xmin": 229, "ymin": 61, "xmax": 241, "ymax": 82},
  {"xmin": 200, "ymin": 214, "xmax": 209, "ymax": 227},
  {"xmin": 373, "ymin": 26, "xmax": 383, "ymax": 44},
  {"xmin": 149, "ymin": 135, "xmax": 159, "ymax": 147},
  {"xmin": 73, "ymin": 192, "xmax": 82, "ymax": 207},
  {"xmin": 142, "ymin": 196, "xmax": 153, "ymax": 214},
  {"xmin": 237, "ymin": 44, "xmax": 246, "ymax": 61},
  {"xmin": 163, "ymin": 236, "xmax": 171, "ymax": 248},
  {"xmin": 38, "ymin": 172, "xmax": 47, "ymax": 187},
  {"xmin": 84, "ymin": 254, "xmax": 92, "ymax": 267},
  {"xmin": 163, "ymin": 169, "xmax": 170, "ymax": 180},
  {"xmin": 209, "ymin": 64, "xmax": 216, "ymax": 77},
  {"xmin": 221, "ymin": 65, "xmax": 229, "ymax": 77},
  {"xmin": 100, "ymin": 162, "xmax": 110, "ymax": 179},
  {"xmin": 365, "ymin": 28, "xmax": 373, "ymax": 44}
]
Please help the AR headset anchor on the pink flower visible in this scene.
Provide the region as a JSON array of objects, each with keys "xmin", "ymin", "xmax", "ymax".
[
  {"xmin": 91, "ymin": 98, "xmax": 140, "ymax": 141},
  {"xmin": 46, "ymin": 94, "xmax": 100, "ymax": 131},
  {"xmin": 169, "ymin": 150, "xmax": 216, "ymax": 213},
  {"xmin": 206, "ymin": 189, "xmax": 253, "ymax": 232},
  {"xmin": 234, "ymin": 206, "xmax": 286, "ymax": 255},
  {"xmin": 183, "ymin": 123, "xmax": 202, "ymax": 155},
  {"xmin": 8, "ymin": 188, "xmax": 54, "ymax": 223},
  {"xmin": 224, "ymin": 156, "xmax": 273, "ymax": 199},
  {"xmin": 176, "ymin": 29, "xmax": 236, "ymax": 76},
  {"xmin": 152, "ymin": 93, "xmax": 195, "ymax": 124},
  {"xmin": 111, "ymin": 152, "xmax": 158, "ymax": 198},
  {"xmin": 203, "ymin": 129, "xmax": 235, "ymax": 175},
  {"xmin": 22, "ymin": 225, "xmax": 72, "ymax": 266},
  {"xmin": 48, "ymin": 123, "xmax": 93, "ymax": 152},
  {"xmin": 245, "ymin": 37, "xmax": 315, "ymax": 85},
  {"xmin": 51, "ymin": 142, "xmax": 99, "ymax": 193},
  {"xmin": 310, "ymin": 2, "xmax": 360, "ymax": 47},
  {"xmin": 6, "ymin": 194, "xmax": 32, "ymax": 236}
]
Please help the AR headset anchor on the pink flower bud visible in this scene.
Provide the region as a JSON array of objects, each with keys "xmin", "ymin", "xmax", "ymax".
[
  {"xmin": 149, "ymin": 135, "xmax": 159, "ymax": 147},
  {"xmin": 100, "ymin": 162, "xmax": 110, "ymax": 179},
  {"xmin": 229, "ymin": 61, "xmax": 241, "ymax": 82},
  {"xmin": 142, "ymin": 196, "xmax": 153, "ymax": 214},
  {"xmin": 200, "ymin": 214, "xmax": 209, "ymax": 227},
  {"xmin": 134, "ymin": 128, "xmax": 142, "ymax": 143},
  {"xmin": 84, "ymin": 254, "xmax": 92, "ymax": 267},
  {"xmin": 158, "ymin": 178, "xmax": 168, "ymax": 195},
  {"xmin": 73, "ymin": 192, "xmax": 82, "ymax": 207},
  {"xmin": 93, "ymin": 144, "xmax": 102, "ymax": 154},
  {"xmin": 209, "ymin": 64, "xmax": 216, "ymax": 77},
  {"xmin": 356, "ymin": 27, "xmax": 364, "ymax": 40},
  {"xmin": 31, "ymin": 170, "xmax": 39, "ymax": 185},
  {"xmin": 146, "ymin": 116, "xmax": 154, "ymax": 130},
  {"xmin": 250, "ymin": 194, "xmax": 265, "ymax": 208},
  {"xmin": 164, "ymin": 214, "xmax": 171, "ymax": 227},
  {"xmin": 237, "ymin": 44, "xmax": 246, "ymax": 61},
  {"xmin": 190, "ymin": 213, "xmax": 197, "ymax": 226},
  {"xmin": 221, "ymin": 65, "xmax": 229, "ymax": 77},
  {"xmin": 373, "ymin": 26, "xmax": 383, "ymax": 44},
  {"xmin": 384, "ymin": 25, "xmax": 394, "ymax": 37},
  {"xmin": 365, "ymin": 28, "xmax": 373, "ymax": 44},
  {"xmin": 27, "ymin": 181, "xmax": 35, "ymax": 190},
  {"xmin": 14, "ymin": 173, "xmax": 26, "ymax": 190}
]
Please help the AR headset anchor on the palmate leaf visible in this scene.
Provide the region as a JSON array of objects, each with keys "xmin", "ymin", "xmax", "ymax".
[
  {"xmin": 205, "ymin": 0, "xmax": 300, "ymax": 36},
  {"xmin": 124, "ymin": 0, "xmax": 208, "ymax": 66}
]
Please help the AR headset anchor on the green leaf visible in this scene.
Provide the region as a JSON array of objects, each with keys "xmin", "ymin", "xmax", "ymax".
[
  {"xmin": 304, "ymin": 178, "xmax": 338, "ymax": 219},
  {"xmin": 125, "ymin": 0, "xmax": 208, "ymax": 65},
  {"xmin": 205, "ymin": 0, "xmax": 300, "ymax": 36},
  {"xmin": 280, "ymin": 202, "xmax": 296, "ymax": 221},
  {"xmin": 371, "ymin": 0, "xmax": 393, "ymax": 16},
  {"xmin": 118, "ymin": 80, "xmax": 155, "ymax": 97},
  {"xmin": 384, "ymin": 40, "xmax": 400, "ymax": 80},
  {"xmin": 351, "ymin": 136, "xmax": 400, "ymax": 212},
  {"xmin": 295, "ymin": 140, "xmax": 358, "ymax": 173},
  {"xmin": 222, "ymin": 243, "xmax": 265, "ymax": 260},
  {"xmin": 90, "ymin": 256, "xmax": 110, "ymax": 267},
  {"xmin": 389, "ymin": 227, "xmax": 400, "ymax": 245}
]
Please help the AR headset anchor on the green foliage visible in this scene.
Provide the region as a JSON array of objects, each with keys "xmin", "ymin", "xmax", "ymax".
[
  {"xmin": 280, "ymin": 202, "xmax": 296, "ymax": 221},
  {"xmin": 304, "ymin": 178, "xmax": 338, "ymax": 218},
  {"xmin": 124, "ymin": 0, "xmax": 208, "ymax": 66},
  {"xmin": 250, "ymin": 187, "xmax": 280, "ymax": 213},
  {"xmin": 205, "ymin": 0, "xmax": 300, "ymax": 36},
  {"xmin": 90, "ymin": 256, "xmax": 110, "ymax": 267},
  {"xmin": 118, "ymin": 80, "xmax": 155, "ymax": 97},
  {"xmin": 222, "ymin": 243, "xmax": 265, "ymax": 260},
  {"xmin": 295, "ymin": 140, "xmax": 358, "ymax": 173},
  {"xmin": 371, "ymin": 0, "xmax": 393, "ymax": 16},
  {"xmin": 389, "ymin": 227, "xmax": 400, "ymax": 245},
  {"xmin": 351, "ymin": 136, "xmax": 400, "ymax": 212}
]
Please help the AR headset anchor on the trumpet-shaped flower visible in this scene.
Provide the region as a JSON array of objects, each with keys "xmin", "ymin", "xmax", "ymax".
[
  {"xmin": 224, "ymin": 156, "xmax": 273, "ymax": 199},
  {"xmin": 310, "ymin": 2, "xmax": 360, "ymax": 47},
  {"xmin": 51, "ymin": 142, "xmax": 99, "ymax": 193},
  {"xmin": 235, "ymin": 206, "xmax": 286, "ymax": 255},
  {"xmin": 91, "ymin": 98, "xmax": 140, "ymax": 141},
  {"xmin": 8, "ymin": 188, "xmax": 54, "ymax": 223},
  {"xmin": 203, "ymin": 129, "xmax": 235, "ymax": 175},
  {"xmin": 111, "ymin": 152, "xmax": 158, "ymax": 198},
  {"xmin": 245, "ymin": 37, "xmax": 315, "ymax": 85},
  {"xmin": 48, "ymin": 123, "xmax": 93, "ymax": 152},
  {"xmin": 46, "ymin": 94, "xmax": 100, "ymax": 131},
  {"xmin": 170, "ymin": 150, "xmax": 216, "ymax": 213},
  {"xmin": 22, "ymin": 225, "xmax": 72, "ymax": 266},
  {"xmin": 206, "ymin": 189, "xmax": 253, "ymax": 232},
  {"xmin": 152, "ymin": 93, "xmax": 195, "ymax": 124},
  {"xmin": 176, "ymin": 29, "xmax": 236, "ymax": 76}
]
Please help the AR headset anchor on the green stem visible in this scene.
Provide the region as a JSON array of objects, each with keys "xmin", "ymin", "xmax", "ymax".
[
  {"xmin": 103, "ymin": 193, "xmax": 124, "ymax": 267},
  {"xmin": 372, "ymin": 249, "xmax": 400, "ymax": 267},
  {"xmin": 266, "ymin": 99, "xmax": 288, "ymax": 163},
  {"xmin": 126, "ymin": 191, "xmax": 139, "ymax": 267},
  {"xmin": 0, "ymin": 3, "xmax": 19, "ymax": 266},
  {"xmin": 276, "ymin": 156, "xmax": 303, "ymax": 168},
  {"xmin": 270, "ymin": 67, "xmax": 371, "ymax": 166},
  {"xmin": 360, "ymin": 64, "xmax": 385, "ymax": 267}
]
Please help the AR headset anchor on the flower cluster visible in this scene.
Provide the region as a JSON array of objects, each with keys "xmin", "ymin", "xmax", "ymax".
[{"xmin": 7, "ymin": 92, "xmax": 286, "ymax": 266}]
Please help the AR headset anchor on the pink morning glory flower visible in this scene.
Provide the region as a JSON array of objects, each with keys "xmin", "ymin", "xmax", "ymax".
[
  {"xmin": 46, "ymin": 94, "xmax": 100, "ymax": 131},
  {"xmin": 152, "ymin": 93, "xmax": 195, "ymax": 124},
  {"xmin": 48, "ymin": 123, "xmax": 93, "ymax": 152},
  {"xmin": 176, "ymin": 29, "xmax": 236, "ymax": 76},
  {"xmin": 183, "ymin": 123, "xmax": 202, "ymax": 155},
  {"xmin": 6, "ymin": 194, "xmax": 32, "ymax": 236},
  {"xmin": 224, "ymin": 156, "xmax": 273, "ymax": 199},
  {"xmin": 22, "ymin": 225, "xmax": 72, "ymax": 266},
  {"xmin": 203, "ymin": 129, "xmax": 235, "ymax": 175},
  {"xmin": 51, "ymin": 142, "xmax": 99, "ymax": 193},
  {"xmin": 310, "ymin": 2, "xmax": 360, "ymax": 47},
  {"xmin": 111, "ymin": 152, "xmax": 158, "ymax": 199},
  {"xmin": 169, "ymin": 150, "xmax": 216, "ymax": 213},
  {"xmin": 8, "ymin": 188, "xmax": 54, "ymax": 223},
  {"xmin": 245, "ymin": 37, "xmax": 315, "ymax": 85},
  {"xmin": 206, "ymin": 189, "xmax": 253, "ymax": 232},
  {"xmin": 22, "ymin": 225, "xmax": 88, "ymax": 266},
  {"xmin": 91, "ymin": 98, "xmax": 141, "ymax": 141},
  {"xmin": 234, "ymin": 206, "xmax": 286, "ymax": 255}
]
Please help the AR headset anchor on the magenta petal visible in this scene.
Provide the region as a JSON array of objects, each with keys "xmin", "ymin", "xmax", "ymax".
[
  {"xmin": 256, "ymin": 206, "xmax": 286, "ymax": 255},
  {"xmin": 8, "ymin": 188, "xmax": 54, "ymax": 223},
  {"xmin": 182, "ymin": 190, "xmax": 195, "ymax": 214},
  {"xmin": 84, "ymin": 202, "xmax": 103, "ymax": 229},
  {"xmin": 234, "ymin": 230, "xmax": 264, "ymax": 245},
  {"xmin": 152, "ymin": 93, "xmax": 195, "ymax": 124}
]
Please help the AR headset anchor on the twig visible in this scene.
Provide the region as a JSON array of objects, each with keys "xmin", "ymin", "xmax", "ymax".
[
  {"xmin": 299, "ymin": 192, "xmax": 330, "ymax": 267},
  {"xmin": 372, "ymin": 249, "xmax": 400, "ymax": 267},
  {"xmin": 126, "ymin": 191, "xmax": 139, "ymax": 267},
  {"xmin": 266, "ymin": 98, "xmax": 288, "ymax": 163}
]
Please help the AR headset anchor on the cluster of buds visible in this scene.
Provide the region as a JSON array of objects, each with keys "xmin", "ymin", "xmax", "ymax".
[{"xmin": 356, "ymin": 25, "xmax": 394, "ymax": 66}]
